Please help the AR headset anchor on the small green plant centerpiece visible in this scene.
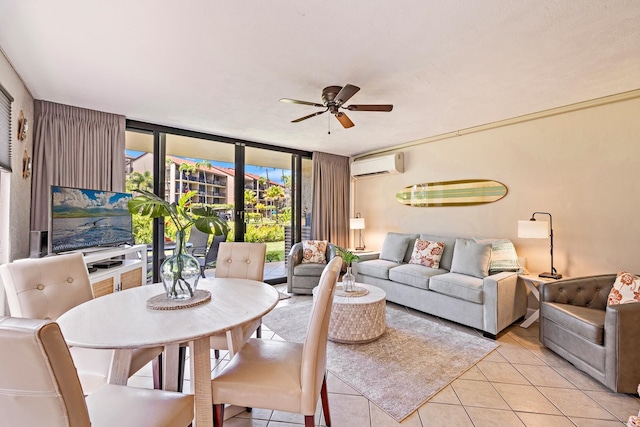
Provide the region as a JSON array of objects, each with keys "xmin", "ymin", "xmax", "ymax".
[
  {"xmin": 128, "ymin": 190, "xmax": 229, "ymax": 301},
  {"xmin": 335, "ymin": 246, "xmax": 360, "ymax": 292}
]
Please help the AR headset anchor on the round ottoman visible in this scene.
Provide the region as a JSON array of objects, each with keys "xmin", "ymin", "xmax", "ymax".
[{"xmin": 313, "ymin": 282, "xmax": 386, "ymax": 344}]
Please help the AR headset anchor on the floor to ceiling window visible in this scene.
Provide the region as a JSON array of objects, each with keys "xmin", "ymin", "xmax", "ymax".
[{"xmin": 124, "ymin": 123, "xmax": 311, "ymax": 284}]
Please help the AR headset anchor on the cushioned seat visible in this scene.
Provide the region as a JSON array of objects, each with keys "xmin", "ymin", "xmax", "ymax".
[
  {"xmin": 542, "ymin": 302, "xmax": 605, "ymax": 344},
  {"xmin": 429, "ymin": 273, "xmax": 484, "ymax": 304},
  {"xmin": 293, "ymin": 262, "xmax": 328, "ymax": 277},
  {"xmin": 356, "ymin": 259, "xmax": 398, "ymax": 281},
  {"xmin": 388, "ymin": 264, "xmax": 447, "ymax": 290}
]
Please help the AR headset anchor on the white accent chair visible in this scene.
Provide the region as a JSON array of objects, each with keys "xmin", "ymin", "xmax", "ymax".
[
  {"xmin": 0, "ymin": 252, "xmax": 163, "ymax": 394},
  {"xmin": 211, "ymin": 256, "xmax": 341, "ymax": 427},
  {"xmin": 0, "ymin": 316, "xmax": 194, "ymax": 427},
  {"xmin": 209, "ymin": 242, "xmax": 267, "ymax": 359}
]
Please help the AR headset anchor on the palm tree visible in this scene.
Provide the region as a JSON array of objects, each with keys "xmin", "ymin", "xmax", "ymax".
[
  {"xmin": 179, "ymin": 163, "xmax": 197, "ymax": 179},
  {"xmin": 126, "ymin": 171, "xmax": 154, "ymax": 192},
  {"xmin": 244, "ymin": 189, "xmax": 257, "ymax": 213},
  {"xmin": 264, "ymin": 185, "xmax": 285, "ymax": 220}
]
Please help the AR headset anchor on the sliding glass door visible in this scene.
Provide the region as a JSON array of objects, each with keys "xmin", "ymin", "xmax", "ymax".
[{"xmin": 125, "ymin": 124, "xmax": 310, "ymax": 284}]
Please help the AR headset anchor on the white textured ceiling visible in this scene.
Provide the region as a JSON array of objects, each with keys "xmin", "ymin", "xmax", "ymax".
[{"xmin": 1, "ymin": 1, "xmax": 639, "ymax": 157}]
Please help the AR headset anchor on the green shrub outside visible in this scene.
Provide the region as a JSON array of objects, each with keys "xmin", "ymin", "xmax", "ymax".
[{"xmin": 243, "ymin": 223, "xmax": 284, "ymax": 243}]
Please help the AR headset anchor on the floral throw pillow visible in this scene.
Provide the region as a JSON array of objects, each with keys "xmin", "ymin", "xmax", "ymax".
[
  {"xmin": 408, "ymin": 239, "xmax": 445, "ymax": 269},
  {"xmin": 301, "ymin": 240, "xmax": 328, "ymax": 264},
  {"xmin": 607, "ymin": 271, "xmax": 640, "ymax": 305}
]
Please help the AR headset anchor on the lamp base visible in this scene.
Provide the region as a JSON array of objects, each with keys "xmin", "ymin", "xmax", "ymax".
[{"xmin": 539, "ymin": 272, "xmax": 563, "ymax": 280}]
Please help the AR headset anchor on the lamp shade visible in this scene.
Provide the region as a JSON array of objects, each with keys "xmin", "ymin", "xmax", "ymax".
[
  {"xmin": 518, "ymin": 220, "xmax": 548, "ymax": 238},
  {"xmin": 350, "ymin": 217, "xmax": 365, "ymax": 230}
]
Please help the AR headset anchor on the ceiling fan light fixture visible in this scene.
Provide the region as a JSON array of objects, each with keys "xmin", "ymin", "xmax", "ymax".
[{"xmin": 280, "ymin": 83, "xmax": 393, "ymax": 129}]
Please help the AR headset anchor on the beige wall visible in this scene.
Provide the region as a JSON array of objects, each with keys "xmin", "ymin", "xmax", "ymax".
[
  {"xmin": 0, "ymin": 50, "xmax": 34, "ymax": 263},
  {"xmin": 353, "ymin": 94, "xmax": 640, "ymax": 277}
]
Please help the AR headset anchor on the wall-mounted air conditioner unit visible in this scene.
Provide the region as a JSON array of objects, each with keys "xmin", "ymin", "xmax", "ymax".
[{"xmin": 351, "ymin": 152, "xmax": 404, "ymax": 178}]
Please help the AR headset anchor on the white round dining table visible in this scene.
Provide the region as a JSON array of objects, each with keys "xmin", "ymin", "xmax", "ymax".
[{"xmin": 57, "ymin": 278, "xmax": 279, "ymax": 427}]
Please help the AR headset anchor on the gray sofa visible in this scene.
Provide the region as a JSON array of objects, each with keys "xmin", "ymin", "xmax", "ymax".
[
  {"xmin": 353, "ymin": 232, "xmax": 527, "ymax": 338},
  {"xmin": 540, "ymin": 274, "xmax": 640, "ymax": 393}
]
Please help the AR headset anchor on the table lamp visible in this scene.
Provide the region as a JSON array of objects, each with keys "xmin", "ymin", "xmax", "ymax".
[
  {"xmin": 518, "ymin": 212, "xmax": 562, "ymax": 279},
  {"xmin": 350, "ymin": 213, "xmax": 365, "ymax": 251}
]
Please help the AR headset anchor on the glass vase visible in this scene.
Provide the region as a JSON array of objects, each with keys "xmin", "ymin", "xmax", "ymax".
[
  {"xmin": 160, "ymin": 229, "xmax": 201, "ymax": 300},
  {"xmin": 342, "ymin": 266, "xmax": 356, "ymax": 292}
]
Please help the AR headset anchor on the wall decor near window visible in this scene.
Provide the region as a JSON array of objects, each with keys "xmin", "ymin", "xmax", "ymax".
[
  {"xmin": 17, "ymin": 110, "xmax": 28, "ymax": 141},
  {"xmin": 396, "ymin": 179, "xmax": 507, "ymax": 207}
]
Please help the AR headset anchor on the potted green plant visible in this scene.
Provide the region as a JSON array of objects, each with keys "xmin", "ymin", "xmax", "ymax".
[
  {"xmin": 128, "ymin": 189, "xmax": 229, "ymax": 300},
  {"xmin": 335, "ymin": 246, "xmax": 360, "ymax": 292}
]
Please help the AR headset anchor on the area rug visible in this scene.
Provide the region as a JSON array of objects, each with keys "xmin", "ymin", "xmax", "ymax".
[{"xmin": 262, "ymin": 302, "xmax": 499, "ymax": 422}]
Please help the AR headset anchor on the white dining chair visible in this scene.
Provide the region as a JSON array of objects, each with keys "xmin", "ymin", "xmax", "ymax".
[
  {"xmin": 0, "ymin": 252, "xmax": 163, "ymax": 394},
  {"xmin": 209, "ymin": 242, "xmax": 267, "ymax": 359},
  {"xmin": 0, "ymin": 316, "xmax": 194, "ymax": 427},
  {"xmin": 211, "ymin": 256, "xmax": 341, "ymax": 427}
]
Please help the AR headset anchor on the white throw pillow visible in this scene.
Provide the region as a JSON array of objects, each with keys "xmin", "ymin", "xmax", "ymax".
[
  {"xmin": 408, "ymin": 239, "xmax": 445, "ymax": 269},
  {"xmin": 474, "ymin": 238, "xmax": 522, "ymax": 274},
  {"xmin": 607, "ymin": 271, "xmax": 640, "ymax": 305},
  {"xmin": 301, "ymin": 240, "xmax": 328, "ymax": 264}
]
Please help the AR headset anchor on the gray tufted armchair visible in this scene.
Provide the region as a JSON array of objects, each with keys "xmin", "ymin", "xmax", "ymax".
[
  {"xmin": 539, "ymin": 274, "xmax": 640, "ymax": 393},
  {"xmin": 287, "ymin": 242, "xmax": 338, "ymax": 294}
]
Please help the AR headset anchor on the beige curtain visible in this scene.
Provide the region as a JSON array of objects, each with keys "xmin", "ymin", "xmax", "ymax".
[
  {"xmin": 30, "ymin": 101, "xmax": 125, "ymax": 231},
  {"xmin": 310, "ymin": 151, "xmax": 350, "ymax": 247}
]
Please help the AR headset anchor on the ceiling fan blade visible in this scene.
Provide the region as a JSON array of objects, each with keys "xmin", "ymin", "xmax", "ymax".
[
  {"xmin": 280, "ymin": 98, "xmax": 325, "ymax": 108},
  {"xmin": 335, "ymin": 112, "xmax": 355, "ymax": 128},
  {"xmin": 291, "ymin": 109, "xmax": 327, "ymax": 123},
  {"xmin": 345, "ymin": 104, "xmax": 393, "ymax": 112},
  {"xmin": 334, "ymin": 84, "xmax": 360, "ymax": 106}
]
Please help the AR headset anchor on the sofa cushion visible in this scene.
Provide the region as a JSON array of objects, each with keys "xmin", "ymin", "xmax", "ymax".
[
  {"xmin": 474, "ymin": 238, "xmax": 522, "ymax": 274},
  {"xmin": 379, "ymin": 233, "xmax": 416, "ymax": 263},
  {"xmin": 293, "ymin": 262, "xmax": 327, "ymax": 277},
  {"xmin": 408, "ymin": 239, "xmax": 445, "ymax": 269},
  {"xmin": 543, "ymin": 302, "xmax": 605, "ymax": 345},
  {"xmin": 419, "ymin": 234, "xmax": 457, "ymax": 271},
  {"xmin": 607, "ymin": 271, "xmax": 640, "ymax": 305},
  {"xmin": 388, "ymin": 264, "xmax": 448, "ymax": 290},
  {"xmin": 429, "ymin": 273, "xmax": 484, "ymax": 304},
  {"xmin": 356, "ymin": 259, "xmax": 398, "ymax": 280},
  {"xmin": 450, "ymin": 239, "xmax": 491, "ymax": 278},
  {"xmin": 301, "ymin": 240, "xmax": 327, "ymax": 264}
]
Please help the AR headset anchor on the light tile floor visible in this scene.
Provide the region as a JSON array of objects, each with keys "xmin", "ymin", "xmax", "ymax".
[{"xmin": 129, "ymin": 285, "xmax": 640, "ymax": 426}]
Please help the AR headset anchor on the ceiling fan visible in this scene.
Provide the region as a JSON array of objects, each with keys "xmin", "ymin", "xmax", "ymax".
[{"xmin": 280, "ymin": 84, "xmax": 393, "ymax": 129}]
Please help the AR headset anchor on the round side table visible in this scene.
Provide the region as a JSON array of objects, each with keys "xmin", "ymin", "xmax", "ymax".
[{"xmin": 313, "ymin": 282, "xmax": 386, "ymax": 343}]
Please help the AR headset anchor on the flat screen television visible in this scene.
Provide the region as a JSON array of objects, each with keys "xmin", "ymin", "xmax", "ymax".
[{"xmin": 49, "ymin": 186, "xmax": 133, "ymax": 253}]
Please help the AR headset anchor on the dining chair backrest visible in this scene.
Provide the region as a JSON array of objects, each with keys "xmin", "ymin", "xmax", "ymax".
[
  {"xmin": 299, "ymin": 256, "xmax": 341, "ymax": 414},
  {"xmin": 0, "ymin": 316, "xmax": 91, "ymax": 426},
  {"xmin": 215, "ymin": 242, "xmax": 266, "ymax": 281},
  {"xmin": 0, "ymin": 252, "xmax": 94, "ymax": 320}
]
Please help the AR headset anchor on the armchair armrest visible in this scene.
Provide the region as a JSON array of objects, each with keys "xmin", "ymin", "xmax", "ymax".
[
  {"xmin": 604, "ymin": 302, "xmax": 640, "ymax": 393},
  {"xmin": 482, "ymin": 272, "xmax": 525, "ymax": 336}
]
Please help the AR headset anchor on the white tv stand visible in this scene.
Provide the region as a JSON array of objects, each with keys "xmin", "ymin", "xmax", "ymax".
[{"xmin": 83, "ymin": 244, "xmax": 147, "ymax": 297}]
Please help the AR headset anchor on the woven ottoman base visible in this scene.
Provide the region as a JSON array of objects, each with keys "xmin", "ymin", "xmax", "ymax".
[{"xmin": 314, "ymin": 283, "xmax": 386, "ymax": 344}]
